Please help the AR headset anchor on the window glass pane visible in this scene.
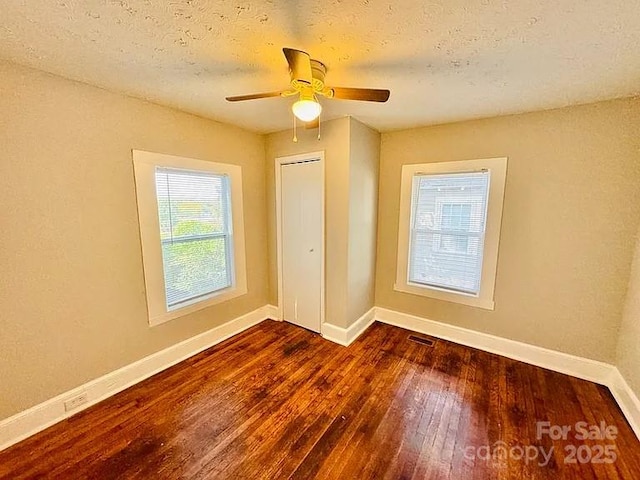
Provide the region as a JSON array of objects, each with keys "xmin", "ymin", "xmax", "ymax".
[
  {"xmin": 155, "ymin": 170, "xmax": 227, "ymax": 241},
  {"xmin": 161, "ymin": 237, "xmax": 230, "ymax": 307},
  {"xmin": 155, "ymin": 168, "xmax": 232, "ymax": 309},
  {"xmin": 409, "ymin": 171, "xmax": 489, "ymax": 295}
]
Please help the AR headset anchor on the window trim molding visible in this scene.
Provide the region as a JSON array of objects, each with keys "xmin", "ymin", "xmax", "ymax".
[
  {"xmin": 132, "ymin": 150, "xmax": 247, "ymax": 326},
  {"xmin": 394, "ymin": 157, "xmax": 508, "ymax": 310}
]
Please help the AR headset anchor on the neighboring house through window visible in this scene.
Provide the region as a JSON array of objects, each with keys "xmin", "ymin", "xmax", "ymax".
[{"xmin": 396, "ymin": 157, "xmax": 507, "ymax": 310}]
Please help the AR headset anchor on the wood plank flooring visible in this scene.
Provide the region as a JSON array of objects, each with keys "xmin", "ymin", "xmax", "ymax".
[{"xmin": 0, "ymin": 320, "xmax": 638, "ymax": 479}]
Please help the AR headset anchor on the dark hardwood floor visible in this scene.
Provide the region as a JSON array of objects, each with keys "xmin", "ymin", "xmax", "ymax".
[{"xmin": 1, "ymin": 320, "xmax": 638, "ymax": 479}]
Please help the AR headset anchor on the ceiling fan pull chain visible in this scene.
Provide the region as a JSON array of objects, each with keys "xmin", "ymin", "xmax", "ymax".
[
  {"xmin": 292, "ymin": 112, "xmax": 298, "ymax": 143},
  {"xmin": 317, "ymin": 115, "xmax": 321, "ymax": 141}
]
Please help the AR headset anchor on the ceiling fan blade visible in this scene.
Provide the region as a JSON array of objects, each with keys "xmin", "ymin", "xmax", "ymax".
[
  {"xmin": 225, "ymin": 91, "xmax": 284, "ymax": 102},
  {"xmin": 305, "ymin": 118, "xmax": 320, "ymax": 129},
  {"xmin": 283, "ymin": 48, "xmax": 312, "ymax": 85},
  {"xmin": 329, "ymin": 87, "xmax": 390, "ymax": 102}
]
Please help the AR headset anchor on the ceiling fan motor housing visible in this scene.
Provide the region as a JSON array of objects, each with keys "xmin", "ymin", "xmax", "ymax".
[{"xmin": 291, "ymin": 59, "xmax": 327, "ymax": 94}]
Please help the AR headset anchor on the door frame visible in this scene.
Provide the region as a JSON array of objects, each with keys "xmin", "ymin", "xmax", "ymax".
[{"xmin": 275, "ymin": 151, "xmax": 325, "ymax": 329}]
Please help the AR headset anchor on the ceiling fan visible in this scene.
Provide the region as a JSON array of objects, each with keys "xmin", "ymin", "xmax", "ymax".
[{"xmin": 226, "ymin": 48, "xmax": 390, "ymax": 128}]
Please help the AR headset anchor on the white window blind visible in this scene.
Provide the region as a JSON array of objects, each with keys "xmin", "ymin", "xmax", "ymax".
[
  {"xmin": 408, "ymin": 171, "xmax": 490, "ymax": 295},
  {"xmin": 155, "ymin": 167, "xmax": 233, "ymax": 310}
]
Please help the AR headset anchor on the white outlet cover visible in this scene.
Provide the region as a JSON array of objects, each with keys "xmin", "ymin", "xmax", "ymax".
[{"xmin": 63, "ymin": 393, "xmax": 88, "ymax": 412}]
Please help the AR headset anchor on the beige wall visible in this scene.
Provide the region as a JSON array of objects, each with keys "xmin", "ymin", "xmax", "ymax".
[
  {"xmin": 0, "ymin": 60, "xmax": 268, "ymax": 419},
  {"xmin": 347, "ymin": 119, "xmax": 380, "ymax": 324},
  {"xmin": 617, "ymin": 225, "xmax": 640, "ymax": 396},
  {"xmin": 376, "ymin": 98, "xmax": 640, "ymax": 363},
  {"xmin": 266, "ymin": 117, "xmax": 351, "ymax": 327}
]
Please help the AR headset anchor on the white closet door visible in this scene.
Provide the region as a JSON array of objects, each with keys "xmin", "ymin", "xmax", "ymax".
[{"xmin": 281, "ymin": 160, "xmax": 322, "ymax": 333}]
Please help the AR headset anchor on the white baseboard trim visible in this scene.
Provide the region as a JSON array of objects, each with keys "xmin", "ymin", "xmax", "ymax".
[
  {"xmin": 0, "ymin": 304, "xmax": 274, "ymax": 452},
  {"xmin": 608, "ymin": 368, "xmax": 640, "ymax": 440},
  {"xmin": 321, "ymin": 307, "xmax": 376, "ymax": 346},
  {"xmin": 264, "ymin": 304, "xmax": 280, "ymax": 320},
  {"xmin": 375, "ymin": 307, "xmax": 614, "ymax": 384},
  {"xmin": 375, "ymin": 306, "xmax": 640, "ymax": 441}
]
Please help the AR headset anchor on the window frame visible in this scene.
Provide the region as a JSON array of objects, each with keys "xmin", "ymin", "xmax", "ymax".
[
  {"xmin": 132, "ymin": 150, "xmax": 247, "ymax": 326},
  {"xmin": 395, "ymin": 157, "xmax": 507, "ymax": 310}
]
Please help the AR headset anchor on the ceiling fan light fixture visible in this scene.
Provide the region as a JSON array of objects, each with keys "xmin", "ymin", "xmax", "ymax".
[
  {"xmin": 225, "ymin": 47, "xmax": 390, "ymax": 133},
  {"xmin": 292, "ymin": 98, "xmax": 322, "ymax": 122}
]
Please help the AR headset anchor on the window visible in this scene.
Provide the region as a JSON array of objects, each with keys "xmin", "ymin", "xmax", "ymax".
[
  {"xmin": 396, "ymin": 158, "xmax": 507, "ymax": 310},
  {"xmin": 156, "ymin": 168, "xmax": 233, "ymax": 309},
  {"xmin": 409, "ymin": 172, "xmax": 489, "ymax": 294},
  {"xmin": 133, "ymin": 151, "xmax": 247, "ymax": 326}
]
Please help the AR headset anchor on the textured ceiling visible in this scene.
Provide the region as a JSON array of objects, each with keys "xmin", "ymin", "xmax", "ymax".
[{"xmin": 1, "ymin": 0, "xmax": 639, "ymax": 133}]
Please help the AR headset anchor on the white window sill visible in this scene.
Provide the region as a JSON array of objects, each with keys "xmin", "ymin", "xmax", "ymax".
[
  {"xmin": 393, "ymin": 282, "xmax": 495, "ymax": 310},
  {"xmin": 149, "ymin": 284, "xmax": 247, "ymax": 327}
]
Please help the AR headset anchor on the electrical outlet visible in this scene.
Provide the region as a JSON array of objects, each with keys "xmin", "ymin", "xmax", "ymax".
[{"xmin": 64, "ymin": 392, "xmax": 88, "ymax": 412}]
